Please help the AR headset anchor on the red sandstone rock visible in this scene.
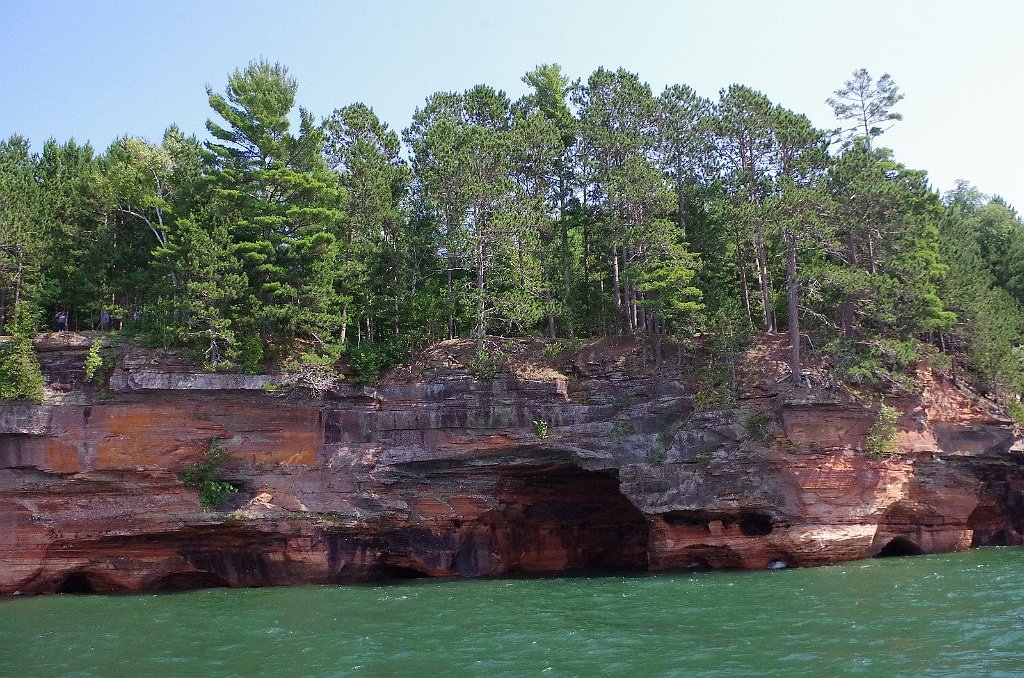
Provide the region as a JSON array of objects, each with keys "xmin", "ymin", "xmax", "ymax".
[{"xmin": 1, "ymin": 339, "xmax": 1022, "ymax": 595}]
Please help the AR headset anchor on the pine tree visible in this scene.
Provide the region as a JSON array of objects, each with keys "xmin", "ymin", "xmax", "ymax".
[{"xmin": 204, "ymin": 60, "xmax": 345, "ymax": 363}]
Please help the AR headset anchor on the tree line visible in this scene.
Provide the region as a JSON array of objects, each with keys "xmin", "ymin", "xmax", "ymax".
[{"xmin": 1, "ymin": 61, "xmax": 1022, "ymax": 404}]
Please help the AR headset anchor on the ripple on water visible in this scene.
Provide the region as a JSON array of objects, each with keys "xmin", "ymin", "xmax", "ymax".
[{"xmin": 1, "ymin": 548, "xmax": 1023, "ymax": 677}]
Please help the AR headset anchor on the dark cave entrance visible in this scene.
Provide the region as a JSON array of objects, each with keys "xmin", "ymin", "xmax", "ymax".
[
  {"xmin": 875, "ymin": 536, "xmax": 925, "ymax": 558},
  {"xmin": 739, "ymin": 512, "xmax": 774, "ymax": 536},
  {"xmin": 675, "ymin": 544, "xmax": 744, "ymax": 570},
  {"xmin": 375, "ymin": 564, "xmax": 431, "ymax": 582},
  {"xmin": 152, "ymin": 571, "xmax": 232, "ymax": 591},
  {"xmin": 55, "ymin": 572, "xmax": 95, "ymax": 594},
  {"xmin": 489, "ymin": 465, "xmax": 650, "ymax": 575}
]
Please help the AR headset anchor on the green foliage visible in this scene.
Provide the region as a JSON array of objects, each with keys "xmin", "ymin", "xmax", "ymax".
[
  {"xmin": 615, "ymin": 392, "xmax": 635, "ymax": 408},
  {"xmin": 0, "ymin": 307, "xmax": 45, "ymax": 402},
  {"xmin": 876, "ymin": 338, "xmax": 921, "ymax": 370},
  {"xmin": 743, "ymin": 413, "xmax": 774, "ymax": 443},
  {"xmin": 693, "ymin": 359, "xmax": 737, "ymax": 411},
  {"xmin": 198, "ymin": 60, "xmax": 345, "ymax": 366},
  {"xmin": 0, "ymin": 338, "xmax": 45, "ymax": 402},
  {"xmin": 657, "ymin": 426, "xmax": 676, "ymax": 449},
  {"xmin": 235, "ymin": 333, "xmax": 265, "ymax": 375},
  {"xmin": 1008, "ymin": 398, "xmax": 1024, "ymax": 430},
  {"xmin": 532, "ymin": 419, "xmax": 549, "ymax": 438},
  {"xmin": 4, "ymin": 61, "xmax": 1024, "ymax": 411},
  {"xmin": 938, "ymin": 189, "xmax": 1024, "ymax": 397},
  {"xmin": 84, "ymin": 339, "xmax": 104, "ymax": 382},
  {"xmin": 540, "ymin": 338, "xmax": 582, "ymax": 361},
  {"xmin": 921, "ymin": 344, "xmax": 953, "ymax": 376},
  {"xmin": 827, "ymin": 68, "xmax": 904, "ymax": 149},
  {"xmin": 348, "ymin": 341, "xmax": 406, "ymax": 385},
  {"xmin": 179, "ymin": 441, "xmax": 238, "ymax": 511},
  {"xmin": 693, "ymin": 388, "xmax": 735, "ymax": 412},
  {"xmin": 468, "ymin": 348, "xmax": 507, "ymax": 380},
  {"xmin": 650, "ymin": 445, "xmax": 666, "ymax": 465},
  {"xmin": 865, "ymin": 404, "xmax": 901, "ymax": 459},
  {"xmin": 694, "ymin": 446, "xmax": 713, "ymax": 469},
  {"xmin": 821, "ymin": 338, "xmax": 920, "ymax": 393},
  {"xmin": 612, "ymin": 421, "xmax": 633, "ymax": 437}
]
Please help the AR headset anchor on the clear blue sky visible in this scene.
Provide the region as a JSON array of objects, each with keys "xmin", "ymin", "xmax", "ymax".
[{"xmin": 2, "ymin": 0, "xmax": 1022, "ymax": 209}]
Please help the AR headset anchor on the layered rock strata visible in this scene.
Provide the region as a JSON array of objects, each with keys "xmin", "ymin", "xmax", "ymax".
[{"xmin": 1, "ymin": 336, "xmax": 1022, "ymax": 594}]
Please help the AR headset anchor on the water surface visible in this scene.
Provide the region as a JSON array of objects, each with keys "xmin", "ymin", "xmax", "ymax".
[{"xmin": 2, "ymin": 548, "xmax": 1022, "ymax": 677}]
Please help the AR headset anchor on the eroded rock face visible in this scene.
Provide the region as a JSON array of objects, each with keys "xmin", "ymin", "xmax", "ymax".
[{"xmin": 1, "ymin": 341, "xmax": 1022, "ymax": 594}]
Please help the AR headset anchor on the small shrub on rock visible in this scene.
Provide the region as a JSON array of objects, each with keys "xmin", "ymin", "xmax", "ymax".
[
  {"xmin": 743, "ymin": 413, "xmax": 774, "ymax": 443},
  {"xmin": 180, "ymin": 441, "xmax": 238, "ymax": 510},
  {"xmin": 865, "ymin": 404, "xmax": 900, "ymax": 459}
]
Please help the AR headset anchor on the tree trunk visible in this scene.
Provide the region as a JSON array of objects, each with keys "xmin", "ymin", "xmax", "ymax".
[
  {"xmin": 560, "ymin": 217, "xmax": 572, "ymax": 337},
  {"xmin": 610, "ymin": 245, "xmax": 618, "ymax": 309},
  {"xmin": 545, "ymin": 287, "xmax": 556, "ymax": 339},
  {"xmin": 676, "ymin": 174, "xmax": 687, "ymax": 239},
  {"xmin": 786, "ymin": 228, "xmax": 802, "ymax": 387},
  {"xmin": 732, "ymin": 217, "xmax": 752, "ymax": 326},
  {"xmin": 475, "ymin": 225, "xmax": 486, "ymax": 353},
  {"xmin": 340, "ymin": 304, "xmax": 348, "ymax": 344},
  {"xmin": 754, "ymin": 223, "xmax": 774, "ymax": 332},
  {"xmin": 446, "ymin": 257, "xmax": 455, "ymax": 340},
  {"xmin": 867, "ymin": 231, "xmax": 876, "ymax": 275}
]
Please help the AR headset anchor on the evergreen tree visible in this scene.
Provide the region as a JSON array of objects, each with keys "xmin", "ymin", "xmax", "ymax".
[
  {"xmin": 939, "ymin": 187, "xmax": 1024, "ymax": 397},
  {"xmin": 323, "ymin": 103, "xmax": 411, "ymax": 345},
  {"xmin": 36, "ymin": 139, "xmax": 106, "ymax": 330},
  {"xmin": 204, "ymin": 60, "xmax": 345, "ymax": 363},
  {"xmin": 0, "ymin": 136, "xmax": 44, "ymax": 334},
  {"xmin": 655, "ymin": 83, "xmax": 713, "ymax": 236},
  {"xmin": 828, "ymin": 68, "xmax": 904, "ymax": 151},
  {"xmin": 819, "ymin": 143, "xmax": 954, "ymax": 339},
  {"xmin": 714, "ymin": 85, "xmax": 780, "ymax": 331}
]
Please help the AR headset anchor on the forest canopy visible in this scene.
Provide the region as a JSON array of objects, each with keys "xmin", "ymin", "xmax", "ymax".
[{"xmin": 1, "ymin": 61, "xmax": 1022, "ymax": 404}]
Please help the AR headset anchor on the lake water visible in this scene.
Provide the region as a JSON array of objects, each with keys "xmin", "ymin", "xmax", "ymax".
[{"xmin": 2, "ymin": 548, "xmax": 1022, "ymax": 677}]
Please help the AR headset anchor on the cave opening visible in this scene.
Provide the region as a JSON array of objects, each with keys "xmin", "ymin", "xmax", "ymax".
[
  {"xmin": 662, "ymin": 511, "xmax": 716, "ymax": 529},
  {"xmin": 377, "ymin": 564, "xmax": 430, "ymax": 581},
  {"xmin": 968, "ymin": 503, "xmax": 1008, "ymax": 547},
  {"xmin": 683, "ymin": 557, "xmax": 711, "ymax": 571},
  {"xmin": 739, "ymin": 512, "xmax": 774, "ymax": 536},
  {"xmin": 875, "ymin": 537, "xmax": 924, "ymax": 558},
  {"xmin": 55, "ymin": 572, "xmax": 95, "ymax": 594},
  {"xmin": 153, "ymin": 571, "xmax": 232, "ymax": 591},
  {"xmin": 676, "ymin": 544, "xmax": 744, "ymax": 570},
  {"xmin": 489, "ymin": 465, "xmax": 650, "ymax": 575},
  {"xmin": 181, "ymin": 548, "xmax": 272, "ymax": 586}
]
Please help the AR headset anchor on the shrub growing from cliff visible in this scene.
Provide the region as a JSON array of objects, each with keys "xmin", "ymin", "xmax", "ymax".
[
  {"xmin": 180, "ymin": 441, "xmax": 238, "ymax": 510},
  {"xmin": 468, "ymin": 347, "xmax": 508, "ymax": 380},
  {"xmin": 83, "ymin": 340, "xmax": 103, "ymax": 382},
  {"xmin": 865, "ymin": 404, "xmax": 900, "ymax": 459},
  {"xmin": 743, "ymin": 413, "xmax": 774, "ymax": 443}
]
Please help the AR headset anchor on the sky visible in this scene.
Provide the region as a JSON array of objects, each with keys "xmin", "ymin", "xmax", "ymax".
[{"xmin": 2, "ymin": 0, "xmax": 1022, "ymax": 209}]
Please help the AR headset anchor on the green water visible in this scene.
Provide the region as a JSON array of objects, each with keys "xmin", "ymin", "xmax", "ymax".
[{"xmin": 2, "ymin": 549, "xmax": 1022, "ymax": 677}]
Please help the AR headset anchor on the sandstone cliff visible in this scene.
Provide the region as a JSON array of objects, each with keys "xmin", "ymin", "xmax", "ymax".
[{"xmin": 1, "ymin": 334, "xmax": 1022, "ymax": 594}]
